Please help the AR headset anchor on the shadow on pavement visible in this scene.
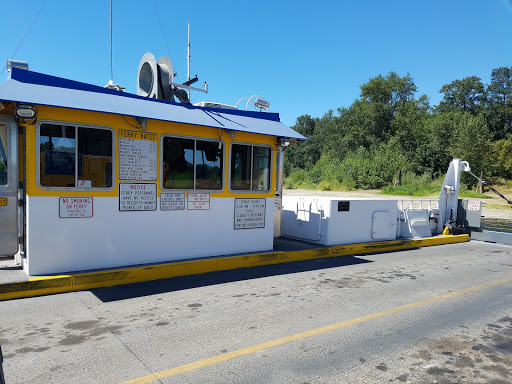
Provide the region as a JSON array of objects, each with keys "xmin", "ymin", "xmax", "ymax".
[{"xmin": 92, "ymin": 255, "xmax": 372, "ymax": 302}]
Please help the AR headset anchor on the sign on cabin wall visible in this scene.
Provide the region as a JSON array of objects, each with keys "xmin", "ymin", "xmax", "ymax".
[
  {"xmin": 118, "ymin": 130, "xmax": 158, "ymax": 181},
  {"xmin": 119, "ymin": 183, "xmax": 157, "ymax": 211},
  {"xmin": 59, "ymin": 197, "xmax": 93, "ymax": 218},
  {"xmin": 234, "ymin": 198, "xmax": 266, "ymax": 229},
  {"xmin": 160, "ymin": 192, "xmax": 186, "ymax": 211},
  {"xmin": 187, "ymin": 193, "xmax": 210, "ymax": 210}
]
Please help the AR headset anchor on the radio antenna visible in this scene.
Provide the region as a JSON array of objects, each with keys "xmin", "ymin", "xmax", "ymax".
[
  {"xmin": 186, "ymin": 22, "xmax": 191, "ymax": 100},
  {"xmin": 104, "ymin": 0, "xmax": 125, "ymax": 91},
  {"xmin": 110, "ymin": 0, "xmax": 113, "ymax": 82}
]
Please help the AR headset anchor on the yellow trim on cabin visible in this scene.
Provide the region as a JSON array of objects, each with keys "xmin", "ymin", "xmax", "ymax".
[{"xmin": 24, "ymin": 105, "xmax": 279, "ymax": 198}]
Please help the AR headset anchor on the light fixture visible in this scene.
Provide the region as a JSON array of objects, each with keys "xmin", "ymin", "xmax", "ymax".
[
  {"xmin": 135, "ymin": 117, "xmax": 148, "ymax": 131},
  {"xmin": 6, "ymin": 60, "xmax": 29, "ymax": 72},
  {"xmin": 15, "ymin": 104, "xmax": 37, "ymax": 121},
  {"xmin": 255, "ymin": 98, "xmax": 270, "ymax": 111},
  {"xmin": 277, "ymin": 138, "xmax": 291, "ymax": 148},
  {"xmin": 224, "ymin": 129, "xmax": 236, "ymax": 140}
]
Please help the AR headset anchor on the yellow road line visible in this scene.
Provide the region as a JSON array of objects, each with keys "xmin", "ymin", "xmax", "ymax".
[{"xmin": 121, "ymin": 274, "xmax": 512, "ymax": 384}]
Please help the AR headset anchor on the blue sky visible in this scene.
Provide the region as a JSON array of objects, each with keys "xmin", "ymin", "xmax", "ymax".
[{"xmin": 1, "ymin": 0, "xmax": 512, "ymax": 127}]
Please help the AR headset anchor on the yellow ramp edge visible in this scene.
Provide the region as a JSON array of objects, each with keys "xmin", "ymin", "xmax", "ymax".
[{"xmin": 0, "ymin": 234, "xmax": 468, "ymax": 301}]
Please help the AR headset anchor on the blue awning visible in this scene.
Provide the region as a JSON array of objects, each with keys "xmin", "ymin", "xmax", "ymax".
[{"xmin": 0, "ymin": 68, "xmax": 307, "ymax": 140}]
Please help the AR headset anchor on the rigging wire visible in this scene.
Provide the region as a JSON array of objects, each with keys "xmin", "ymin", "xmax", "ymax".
[
  {"xmin": 152, "ymin": 0, "xmax": 175, "ymax": 75},
  {"xmin": 122, "ymin": 115, "xmax": 142, "ymax": 129},
  {"xmin": 0, "ymin": 0, "xmax": 48, "ymax": 77}
]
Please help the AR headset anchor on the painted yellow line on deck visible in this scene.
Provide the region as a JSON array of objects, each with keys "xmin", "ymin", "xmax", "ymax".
[
  {"xmin": 121, "ymin": 273, "xmax": 512, "ymax": 384},
  {"xmin": 0, "ymin": 234, "xmax": 468, "ymax": 301}
]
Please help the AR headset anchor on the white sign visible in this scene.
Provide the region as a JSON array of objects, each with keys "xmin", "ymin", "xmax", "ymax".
[
  {"xmin": 468, "ymin": 200, "xmax": 481, "ymax": 211},
  {"xmin": 234, "ymin": 198, "xmax": 266, "ymax": 229},
  {"xmin": 187, "ymin": 193, "xmax": 210, "ymax": 210},
  {"xmin": 119, "ymin": 130, "xmax": 158, "ymax": 181},
  {"xmin": 161, "ymin": 193, "xmax": 186, "ymax": 211},
  {"xmin": 77, "ymin": 180, "xmax": 91, "ymax": 188},
  {"xmin": 59, "ymin": 197, "xmax": 93, "ymax": 218},
  {"xmin": 119, "ymin": 183, "xmax": 157, "ymax": 211}
]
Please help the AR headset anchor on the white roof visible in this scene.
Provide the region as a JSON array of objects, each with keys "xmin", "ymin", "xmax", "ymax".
[{"xmin": 0, "ymin": 68, "xmax": 306, "ymax": 140}]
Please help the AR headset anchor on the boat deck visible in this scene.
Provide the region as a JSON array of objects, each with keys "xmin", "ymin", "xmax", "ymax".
[{"xmin": 0, "ymin": 235, "xmax": 469, "ymax": 301}]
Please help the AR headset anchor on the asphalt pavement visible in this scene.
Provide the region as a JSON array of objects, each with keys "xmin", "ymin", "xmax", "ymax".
[{"xmin": 1, "ymin": 240, "xmax": 511, "ymax": 383}]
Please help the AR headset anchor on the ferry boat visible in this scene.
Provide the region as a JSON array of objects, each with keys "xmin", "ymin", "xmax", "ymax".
[
  {"xmin": 0, "ymin": 57, "xmax": 475, "ymax": 279},
  {"xmin": 0, "ymin": 59, "xmax": 306, "ymax": 276}
]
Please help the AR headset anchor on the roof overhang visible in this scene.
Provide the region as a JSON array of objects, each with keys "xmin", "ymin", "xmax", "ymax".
[{"xmin": 0, "ymin": 68, "xmax": 307, "ymax": 140}]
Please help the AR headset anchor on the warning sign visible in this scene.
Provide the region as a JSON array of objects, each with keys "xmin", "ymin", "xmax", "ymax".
[
  {"xmin": 468, "ymin": 200, "xmax": 481, "ymax": 211},
  {"xmin": 119, "ymin": 130, "xmax": 158, "ymax": 181},
  {"xmin": 0, "ymin": 197, "xmax": 7, "ymax": 206},
  {"xmin": 161, "ymin": 192, "xmax": 186, "ymax": 211},
  {"xmin": 187, "ymin": 193, "xmax": 210, "ymax": 210},
  {"xmin": 234, "ymin": 198, "xmax": 266, "ymax": 229},
  {"xmin": 59, "ymin": 197, "xmax": 93, "ymax": 218},
  {"xmin": 119, "ymin": 183, "xmax": 157, "ymax": 211}
]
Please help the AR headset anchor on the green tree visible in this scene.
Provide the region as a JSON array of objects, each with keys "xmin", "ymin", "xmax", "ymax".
[
  {"xmin": 485, "ymin": 67, "xmax": 512, "ymax": 140},
  {"xmin": 284, "ymin": 114, "xmax": 321, "ymax": 175},
  {"xmin": 414, "ymin": 111, "xmax": 461, "ymax": 177},
  {"xmin": 438, "ymin": 76, "xmax": 486, "ymax": 114},
  {"xmin": 489, "ymin": 139, "xmax": 512, "ymax": 179},
  {"xmin": 450, "ymin": 113, "xmax": 492, "ymax": 186}
]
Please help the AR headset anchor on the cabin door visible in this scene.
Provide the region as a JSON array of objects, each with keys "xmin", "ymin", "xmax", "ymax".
[{"xmin": 0, "ymin": 117, "xmax": 18, "ymax": 256}]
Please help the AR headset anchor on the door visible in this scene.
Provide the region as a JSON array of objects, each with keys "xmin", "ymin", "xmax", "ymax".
[{"xmin": 0, "ymin": 117, "xmax": 18, "ymax": 256}]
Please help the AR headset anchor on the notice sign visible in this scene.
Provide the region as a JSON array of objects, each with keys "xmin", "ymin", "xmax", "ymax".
[
  {"xmin": 161, "ymin": 192, "xmax": 186, "ymax": 211},
  {"xmin": 59, "ymin": 197, "xmax": 93, "ymax": 218},
  {"xmin": 187, "ymin": 193, "xmax": 210, "ymax": 210},
  {"xmin": 468, "ymin": 200, "xmax": 481, "ymax": 211},
  {"xmin": 119, "ymin": 130, "xmax": 158, "ymax": 181},
  {"xmin": 119, "ymin": 183, "xmax": 157, "ymax": 211},
  {"xmin": 234, "ymin": 198, "xmax": 266, "ymax": 229}
]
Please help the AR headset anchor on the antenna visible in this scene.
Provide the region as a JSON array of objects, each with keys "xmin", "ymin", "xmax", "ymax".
[
  {"xmin": 110, "ymin": 0, "xmax": 113, "ymax": 83},
  {"xmin": 187, "ymin": 22, "xmax": 191, "ymax": 100},
  {"xmin": 104, "ymin": 0, "xmax": 125, "ymax": 91}
]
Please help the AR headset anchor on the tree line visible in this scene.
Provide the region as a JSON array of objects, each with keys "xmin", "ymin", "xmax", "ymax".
[{"xmin": 284, "ymin": 67, "xmax": 512, "ymax": 189}]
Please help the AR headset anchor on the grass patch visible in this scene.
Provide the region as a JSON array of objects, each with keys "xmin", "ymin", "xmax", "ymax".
[
  {"xmin": 380, "ymin": 184, "xmax": 440, "ymax": 196},
  {"xmin": 380, "ymin": 172, "xmax": 441, "ymax": 196},
  {"xmin": 458, "ymin": 189, "xmax": 490, "ymax": 198}
]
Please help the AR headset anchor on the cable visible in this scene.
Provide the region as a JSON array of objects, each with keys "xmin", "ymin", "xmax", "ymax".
[
  {"xmin": 122, "ymin": 115, "xmax": 142, "ymax": 129},
  {"xmin": 152, "ymin": 0, "xmax": 173, "ymax": 64},
  {"xmin": 0, "ymin": 0, "xmax": 48, "ymax": 77}
]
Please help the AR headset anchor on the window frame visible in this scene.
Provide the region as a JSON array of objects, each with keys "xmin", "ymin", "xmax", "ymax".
[
  {"xmin": 160, "ymin": 133, "xmax": 225, "ymax": 192},
  {"xmin": 228, "ymin": 142, "xmax": 273, "ymax": 193},
  {"xmin": 36, "ymin": 120, "xmax": 116, "ymax": 191}
]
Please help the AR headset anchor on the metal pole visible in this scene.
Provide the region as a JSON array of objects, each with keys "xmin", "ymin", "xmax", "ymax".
[
  {"xmin": 110, "ymin": 0, "xmax": 113, "ymax": 82},
  {"xmin": 187, "ymin": 22, "xmax": 191, "ymax": 100}
]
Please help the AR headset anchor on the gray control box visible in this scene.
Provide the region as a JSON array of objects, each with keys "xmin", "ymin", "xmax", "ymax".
[{"xmin": 457, "ymin": 199, "xmax": 482, "ymax": 229}]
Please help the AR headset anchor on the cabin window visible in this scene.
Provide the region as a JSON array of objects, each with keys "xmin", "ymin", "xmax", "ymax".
[
  {"xmin": 39, "ymin": 123, "xmax": 113, "ymax": 189},
  {"xmin": 0, "ymin": 124, "xmax": 7, "ymax": 185},
  {"xmin": 230, "ymin": 144, "xmax": 271, "ymax": 191},
  {"xmin": 162, "ymin": 136, "xmax": 223, "ymax": 190}
]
